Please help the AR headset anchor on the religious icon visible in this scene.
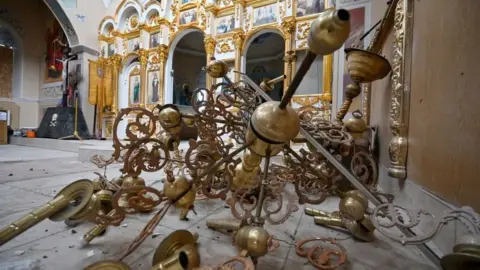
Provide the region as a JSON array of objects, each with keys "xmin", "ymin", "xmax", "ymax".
[
  {"xmin": 148, "ymin": 70, "xmax": 160, "ymax": 104},
  {"xmin": 107, "ymin": 43, "xmax": 115, "ymax": 56},
  {"xmin": 179, "ymin": 9, "xmax": 197, "ymax": 25},
  {"xmin": 129, "ymin": 74, "xmax": 141, "ymax": 105},
  {"xmin": 150, "ymin": 32, "xmax": 160, "ymax": 48},
  {"xmin": 296, "ymin": 0, "xmax": 325, "ymax": 17},
  {"xmin": 128, "ymin": 38, "xmax": 140, "ymax": 53},
  {"xmin": 216, "ymin": 15, "xmax": 235, "ymax": 34},
  {"xmin": 45, "ymin": 19, "xmax": 68, "ymax": 83},
  {"xmin": 253, "ymin": 4, "xmax": 277, "ymax": 26}
]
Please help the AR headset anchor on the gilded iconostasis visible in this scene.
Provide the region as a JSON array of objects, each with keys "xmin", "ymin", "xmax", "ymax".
[{"xmin": 92, "ymin": 0, "xmax": 372, "ymax": 139}]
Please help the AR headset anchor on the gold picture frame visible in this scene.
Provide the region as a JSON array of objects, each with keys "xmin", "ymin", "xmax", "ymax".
[
  {"xmin": 147, "ymin": 69, "xmax": 161, "ymax": 105},
  {"xmin": 252, "ymin": 2, "xmax": 278, "ymax": 28},
  {"xmin": 178, "ymin": 8, "xmax": 198, "ymax": 27},
  {"xmin": 128, "ymin": 66, "xmax": 141, "ymax": 107}
]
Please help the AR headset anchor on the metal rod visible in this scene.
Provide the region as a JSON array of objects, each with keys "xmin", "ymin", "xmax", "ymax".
[
  {"xmin": 254, "ymin": 148, "xmax": 271, "ymax": 222},
  {"xmin": 279, "ymin": 51, "xmax": 317, "ymax": 109},
  {"xmin": 181, "ymin": 114, "xmax": 245, "ymax": 126},
  {"xmin": 240, "ymin": 73, "xmax": 441, "ymax": 267},
  {"xmin": 267, "ymin": 75, "xmax": 286, "ymax": 85},
  {"xmin": 197, "ymin": 143, "xmax": 251, "ymax": 179},
  {"xmin": 360, "ymin": 19, "xmax": 382, "ymax": 42}
]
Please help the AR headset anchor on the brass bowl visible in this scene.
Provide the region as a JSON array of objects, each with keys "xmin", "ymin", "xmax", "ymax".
[{"xmin": 345, "ymin": 48, "xmax": 391, "ymax": 83}]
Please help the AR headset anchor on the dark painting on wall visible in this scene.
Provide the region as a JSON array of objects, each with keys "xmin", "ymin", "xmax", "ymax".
[
  {"xmin": 296, "ymin": 0, "xmax": 325, "ymax": 17},
  {"xmin": 45, "ymin": 19, "xmax": 68, "ymax": 83}
]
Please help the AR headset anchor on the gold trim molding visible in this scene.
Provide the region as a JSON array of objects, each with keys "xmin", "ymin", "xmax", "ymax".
[{"xmin": 388, "ymin": 0, "xmax": 414, "ymax": 180}]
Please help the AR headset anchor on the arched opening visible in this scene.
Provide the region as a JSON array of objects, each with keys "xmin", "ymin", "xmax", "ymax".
[
  {"xmin": 0, "ymin": 24, "xmax": 21, "ymax": 100},
  {"xmin": 165, "ymin": 30, "xmax": 206, "ymax": 107},
  {"xmin": 244, "ymin": 32, "xmax": 285, "ymax": 101},
  {"xmin": 117, "ymin": 55, "xmax": 141, "ymax": 139}
]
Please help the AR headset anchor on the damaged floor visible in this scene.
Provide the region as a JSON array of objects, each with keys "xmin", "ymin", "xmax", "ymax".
[{"xmin": 0, "ymin": 145, "xmax": 438, "ymax": 270}]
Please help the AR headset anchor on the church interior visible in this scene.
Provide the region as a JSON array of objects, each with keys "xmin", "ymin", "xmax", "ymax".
[{"xmin": 0, "ymin": 0, "xmax": 479, "ymax": 269}]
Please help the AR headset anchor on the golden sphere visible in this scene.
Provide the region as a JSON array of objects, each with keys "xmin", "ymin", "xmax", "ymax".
[
  {"xmin": 344, "ymin": 110, "xmax": 367, "ymax": 134},
  {"xmin": 344, "ymin": 83, "xmax": 361, "ymax": 99},
  {"xmin": 163, "ymin": 176, "xmax": 195, "ymax": 207},
  {"xmin": 95, "ymin": 189, "xmax": 113, "ymax": 202},
  {"xmin": 159, "ymin": 107, "xmax": 182, "ymax": 134},
  {"xmin": 234, "ymin": 226, "xmax": 271, "ymax": 258},
  {"xmin": 250, "ymin": 101, "xmax": 300, "ymax": 143},
  {"xmin": 206, "ymin": 59, "xmax": 228, "ymax": 78},
  {"xmin": 339, "ymin": 190, "xmax": 368, "ymax": 221}
]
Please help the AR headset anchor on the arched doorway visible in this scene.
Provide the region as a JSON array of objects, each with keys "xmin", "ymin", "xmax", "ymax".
[
  {"xmin": 116, "ymin": 55, "xmax": 141, "ymax": 139},
  {"xmin": 244, "ymin": 31, "xmax": 285, "ymax": 101},
  {"xmin": 165, "ymin": 30, "xmax": 206, "ymax": 106},
  {"xmin": 0, "ymin": 21, "xmax": 23, "ymax": 129}
]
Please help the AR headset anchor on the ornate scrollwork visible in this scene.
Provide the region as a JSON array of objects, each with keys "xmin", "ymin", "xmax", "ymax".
[
  {"xmin": 296, "ymin": 238, "xmax": 348, "ymax": 270},
  {"xmin": 122, "ymin": 138, "xmax": 170, "ymax": 177},
  {"xmin": 113, "ymin": 186, "xmax": 165, "ymax": 215},
  {"xmin": 370, "ymin": 204, "xmax": 480, "ymax": 245}
]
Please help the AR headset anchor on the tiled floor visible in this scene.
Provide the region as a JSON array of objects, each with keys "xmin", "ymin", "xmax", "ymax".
[{"xmin": 0, "ymin": 145, "xmax": 438, "ymax": 270}]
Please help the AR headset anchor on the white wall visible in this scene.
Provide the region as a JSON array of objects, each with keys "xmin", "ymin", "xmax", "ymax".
[{"xmin": 57, "ymin": 0, "xmax": 107, "ymax": 50}]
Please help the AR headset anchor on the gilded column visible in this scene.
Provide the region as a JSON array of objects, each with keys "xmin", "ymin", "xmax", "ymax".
[
  {"xmin": 97, "ymin": 58, "xmax": 106, "ymax": 134},
  {"xmin": 321, "ymin": 0, "xmax": 333, "ymax": 104},
  {"xmin": 138, "ymin": 49, "xmax": 149, "ymax": 107},
  {"xmin": 204, "ymin": 35, "xmax": 216, "ymax": 88},
  {"xmin": 232, "ymin": 31, "xmax": 245, "ymax": 83},
  {"xmin": 111, "ymin": 54, "xmax": 122, "ymax": 112},
  {"xmin": 158, "ymin": 45, "xmax": 169, "ymax": 105},
  {"xmin": 281, "ymin": 17, "xmax": 296, "ymax": 91},
  {"xmin": 322, "ymin": 54, "xmax": 333, "ymax": 102}
]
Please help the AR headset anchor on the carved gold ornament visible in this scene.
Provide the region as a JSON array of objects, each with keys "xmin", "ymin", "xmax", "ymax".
[
  {"xmin": 292, "ymin": 95, "xmax": 322, "ymax": 107},
  {"xmin": 388, "ymin": 0, "xmax": 412, "ymax": 180},
  {"xmin": 296, "ymin": 21, "xmax": 311, "ymax": 40},
  {"xmin": 216, "ymin": 38, "xmax": 234, "ymax": 53},
  {"xmin": 298, "ymin": 40, "xmax": 307, "ymax": 49},
  {"xmin": 281, "ymin": 17, "xmax": 296, "ymax": 35},
  {"xmin": 129, "ymin": 15, "xmax": 139, "ymax": 30},
  {"xmin": 204, "ymin": 35, "xmax": 216, "ymax": 55}
]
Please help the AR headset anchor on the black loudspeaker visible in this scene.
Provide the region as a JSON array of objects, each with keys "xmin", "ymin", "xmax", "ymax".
[{"xmin": 37, "ymin": 107, "xmax": 91, "ymax": 139}]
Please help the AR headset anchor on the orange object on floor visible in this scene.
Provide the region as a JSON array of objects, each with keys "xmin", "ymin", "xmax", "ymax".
[{"xmin": 26, "ymin": 130, "xmax": 36, "ymax": 138}]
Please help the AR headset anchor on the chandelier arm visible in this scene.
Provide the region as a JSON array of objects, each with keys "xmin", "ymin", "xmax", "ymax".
[
  {"xmin": 196, "ymin": 142, "xmax": 251, "ymax": 179},
  {"xmin": 241, "ymin": 73, "xmax": 441, "ymax": 267}
]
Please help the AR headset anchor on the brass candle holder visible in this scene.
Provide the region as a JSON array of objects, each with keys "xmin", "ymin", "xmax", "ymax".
[
  {"xmin": 152, "ymin": 230, "xmax": 200, "ymax": 270},
  {"xmin": 260, "ymin": 75, "xmax": 286, "ymax": 93},
  {"xmin": 441, "ymin": 235, "xmax": 480, "ymax": 270},
  {"xmin": 306, "ymin": 190, "xmax": 375, "ymax": 242},
  {"xmin": 0, "ymin": 179, "xmax": 94, "ymax": 246}
]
